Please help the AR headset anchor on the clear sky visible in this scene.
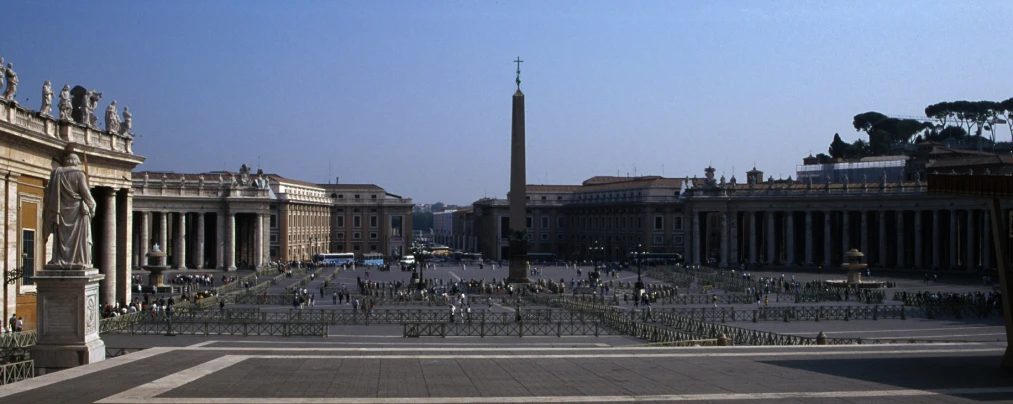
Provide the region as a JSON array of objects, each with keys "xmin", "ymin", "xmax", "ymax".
[{"xmin": 5, "ymin": 1, "xmax": 1011, "ymax": 204}]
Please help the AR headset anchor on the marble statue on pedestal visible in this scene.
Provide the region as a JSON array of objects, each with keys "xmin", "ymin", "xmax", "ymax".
[
  {"xmin": 40, "ymin": 81, "xmax": 53, "ymax": 117},
  {"xmin": 105, "ymin": 101, "xmax": 120, "ymax": 134},
  {"xmin": 3, "ymin": 62, "xmax": 18, "ymax": 101},
  {"xmin": 0, "ymin": 57, "xmax": 5, "ymax": 95},
  {"xmin": 42, "ymin": 153, "xmax": 96, "ymax": 269},
  {"xmin": 58, "ymin": 85, "xmax": 72, "ymax": 120},
  {"xmin": 120, "ymin": 106, "xmax": 132, "ymax": 135}
]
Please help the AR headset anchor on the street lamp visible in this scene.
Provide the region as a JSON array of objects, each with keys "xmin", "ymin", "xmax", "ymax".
[
  {"xmin": 634, "ymin": 244, "xmax": 645, "ymax": 292},
  {"xmin": 412, "ymin": 245, "xmax": 426, "ymax": 291}
]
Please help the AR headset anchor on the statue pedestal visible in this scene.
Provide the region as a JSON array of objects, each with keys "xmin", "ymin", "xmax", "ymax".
[{"xmin": 31, "ymin": 267, "xmax": 106, "ymax": 373}]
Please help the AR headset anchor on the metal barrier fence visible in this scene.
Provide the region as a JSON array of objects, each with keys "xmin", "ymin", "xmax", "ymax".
[
  {"xmin": 793, "ymin": 290, "xmax": 885, "ymax": 304},
  {"xmin": 162, "ymin": 308, "xmax": 596, "ymax": 325},
  {"xmin": 0, "ymin": 330, "xmax": 36, "ymax": 361},
  {"xmin": 0, "ymin": 360, "xmax": 33, "ymax": 386},
  {"xmin": 403, "ymin": 321, "xmax": 616, "ymax": 338},
  {"xmin": 106, "ymin": 317, "xmax": 328, "ymax": 337},
  {"xmin": 228, "ymin": 294, "xmax": 539, "ymax": 308}
]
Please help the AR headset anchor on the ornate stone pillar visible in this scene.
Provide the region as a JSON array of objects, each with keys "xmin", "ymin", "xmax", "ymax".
[
  {"xmin": 823, "ymin": 211, "xmax": 832, "ymax": 267},
  {"xmin": 967, "ymin": 209, "xmax": 975, "ymax": 268},
  {"xmin": 255, "ymin": 213, "xmax": 265, "ymax": 269},
  {"xmin": 691, "ymin": 212, "xmax": 701, "ymax": 265},
  {"xmin": 100, "ymin": 188, "xmax": 116, "ymax": 306},
  {"xmin": 225, "ymin": 212, "xmax": 236, "ymax": 270},
  {"xmin": 174, "ymin": 212, "xmax": 187, "ymax": 269},
  {"xmin": 749, "ymin": 212, "xmax": 758, "ymax": 263},
  {"xmin": 115, "ymin": 188, "xmax": 132, "ymax": 305},
  {"xmin": 158, "ymin": 212, "xmax": 168, "ymax": 266},
  {"xmin": 878, "ymin": 211, "xmax": 887, "ymax": 268},
  {"xmin": 766, "ymin": 211, "xmax": 775, "ymax": 263},
  {"xmin": 729, "ymin": 211, "xmax": 738, "ymax": 266},
  {"xmin": 932, "ymin": 210, "xmax": 941, "ymax": 269},
  {"xmin": 949, "ymin": 209, "xmax": 958, "ymax": 268},
  {"xmin": 984, "ymin": 211, "xmax": 992, "ymax": 269},
  {"xmin": 860, "ymin": 211, "xmax": 868, "ymax": 263},
  {"xmin": 804, "ymin": 211, "xmax": 813, "ymax": 266},
  {"xmin": 785, "ymin": 211, "xmax": 795, "ymax": 266},
  {"xmin": 896, "ymin": 210, "xmax": 905, "ymax": 268},
  {"xmin": 194, "ymin": 213, "xmax": 205, "ymax": 268},
  {"xmin": 914, "ymin": 211, "xmax": 923, "ymax": 268}
]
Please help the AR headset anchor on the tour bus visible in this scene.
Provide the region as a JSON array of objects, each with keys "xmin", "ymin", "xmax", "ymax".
[
  {"xmin": 400, "ymin": 255, "xmax": 415, "ymax": 265},
  {"xmin": 315, "ymin": 253, "xmax": 355, "ymax": 266},
  {"xmin": 362, "ymin": 253, "xmax": 384, "ymax": 266}
]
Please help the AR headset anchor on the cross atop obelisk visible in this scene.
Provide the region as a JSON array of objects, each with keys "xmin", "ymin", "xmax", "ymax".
[{"xmin": 514, "ymin": 57, "xmax": 523, "ymax": 90}]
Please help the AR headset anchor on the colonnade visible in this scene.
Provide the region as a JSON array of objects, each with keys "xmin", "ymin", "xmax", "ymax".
[
  {"xmin": 133, "ymin": 211, "xmax": 266, "ymax": 271},
  {"xmin": 82, "ymin": 187, "xmax": 134, "ymax": 307},
  {"xmin": 690, "ymin": 207, "xmax": 995, "ymax": 270}
]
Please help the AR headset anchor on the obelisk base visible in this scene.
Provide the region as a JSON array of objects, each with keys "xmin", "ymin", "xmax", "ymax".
[
  {"xmin": 31, "ymin": 267, "xmax": 106, "ymax": 374},
  {"xmin": 506, "ymin": 254, "xmax": 531, "ymax": 285}
]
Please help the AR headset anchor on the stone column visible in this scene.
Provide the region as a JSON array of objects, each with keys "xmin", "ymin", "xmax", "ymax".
[
  {"xmin": 174, "ymin": 213, "xmax": 187, "ymax": 270},
  {"xmin": 984, "ymin": 211, "xmax": 992, "ymax": 269},
  {"xmin": 932, "ymin": 210, "xmax": 941, "ymax": 269},
  {"xmin": 804, "ymin": 211, "xmax": 813, "ymax": 266},
  {"xmin": 138, "ymin": 212, "xmax": 150, "ymax": 267},
  {"xmin": 100, "ymin": 188, "xmax": 116, "ymax": 306},
  {"xmin": 879, "ymin": 211, "xmax": 887, "ymax": 268},
  {"xmin": 158, "ymin": 212, "xmax": 168, "ymax": 266},
  {"xmin": 749, "ymin": 212, "xmax": 758, "ymax": 264},
  {"xmin": 842, "ymin": 211, "xmax": 850, "ymax": 253},
  {"xmin": 196, "ymin": 213, "xmax": 205, "ymax": 269},
  {"xmin": 115, "ymin": 188, "xmax": 132, "ymax": 305},
  {"xmin": 729, "ymin": 211, "xmax": 738, "ymax": 266},
  {"xmin": 823, "ymin": 211, "xmax": 832, "ymax": 267},
  {"xmin": 949, "ymin": 209, "xmax": 958, "ymax": 268},
  {"xmin": 914, "ymin": 211, "xmax": 923, "ymax": 268},
  {"xmin": 255, "ymin": 213, "xmax": 265, "ymax": 269},
  {"xmin": 766, "ymin": 211, "xmax": 775, "ymax": 263},
  {"xmin": 860, "ymin": 211, "xmax": 868, "ymax": 263},
  {"xmin": 896, "ymin": 210, "xmax": 905, "ymax": 268},
  {"xmin": 967, "ymin": 209, "xmax": 976, "ymax": 268},
  {"xmin": 225, "ymin": 212, "xmax": 236, "ymax": 270},
  {"xmin": 216, "ymin": 212, "xmax": 225, "ymax": 269},
  {"xmin": 3, "ymin": 173, "xmax": 19, "ymax": 324},
  {"xmin": 691, "ymin": 212, "xmax": 701, "ymax": 265},
  {"xmin": 785, "ymin": 212, "xmax": 795, "ymax": 266}
]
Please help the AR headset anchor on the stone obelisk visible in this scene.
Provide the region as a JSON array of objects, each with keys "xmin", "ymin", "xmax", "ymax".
[{"xmin": 507, "ymin": 57, "xmax": 530, "ymax": 285}]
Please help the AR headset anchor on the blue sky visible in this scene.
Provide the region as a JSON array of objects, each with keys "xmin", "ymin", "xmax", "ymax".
[{"xmin": 5, "ymin": 1, "xmax": 1011, "ymax": 204}]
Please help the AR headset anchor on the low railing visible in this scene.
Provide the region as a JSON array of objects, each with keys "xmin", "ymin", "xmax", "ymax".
[
  {"xmin": 0, "ymin": 330, "xmax": 37, "ymax": 361},
  {"xmin": 105, "ymin": 316, "xmax": 328, "ymax": 337},
  {"xmin": 403, "ymin": 321, "xmax": 615, "ymax": 338},
  {"xmin": 0, "ymin": 360, "xmax": 33, "ymax": 386}
]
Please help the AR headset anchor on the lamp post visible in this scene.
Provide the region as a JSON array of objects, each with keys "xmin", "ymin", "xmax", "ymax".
[
  {"xmin": 412, "ymin": 245, "xmax": 426, "ymax": 291},
  {"xmin": 634, "ymin": 244, "xmax": 645, "ymax": 292}
]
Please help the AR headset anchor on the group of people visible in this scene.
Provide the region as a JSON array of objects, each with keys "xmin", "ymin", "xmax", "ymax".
[{"xmin": 4, "ymin": 314, "xmax": 23, "ymax": 334}]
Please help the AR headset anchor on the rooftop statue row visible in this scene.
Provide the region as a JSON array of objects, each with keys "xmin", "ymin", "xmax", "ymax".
[
  {"xmin": 0, "ymin": 56, "xmax": 133, "ymax": 138},
  {"xmin": 140, "ymin": 165, "xmax": 270, "ymax": 190}
]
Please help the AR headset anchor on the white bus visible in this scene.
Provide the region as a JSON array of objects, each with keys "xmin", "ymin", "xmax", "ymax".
[
  {"xmin": 316, "ymin": 253, "xmax": 355, "ymax": 266},
  {"xmin": 400, "ymin": 255, "xmax": 415, "ymax": 265}
]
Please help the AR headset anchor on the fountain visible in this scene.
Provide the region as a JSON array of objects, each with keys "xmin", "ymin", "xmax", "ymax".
[
  {"xmin": 143, "ymin": 244, "xmax": 172, "ymax": 293},
  {"xmin": 826, "ymin": 249, "xmax": 886, "ymax": 289}
]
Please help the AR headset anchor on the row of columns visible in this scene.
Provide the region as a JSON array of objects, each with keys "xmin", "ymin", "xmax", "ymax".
[
  {"xmin": 133, "ymin": 211, "xmax": 266, "ymax": 271},
  {"xmin": 693, "ymin": 208, "xmax": 994, "ymax": 269},
  {"xmin": 93, "ymin": 187, "xmax": 132, "ymax": 307}
]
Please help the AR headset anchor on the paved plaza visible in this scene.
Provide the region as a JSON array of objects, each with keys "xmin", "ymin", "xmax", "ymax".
[{"xmin": 2, "ymin": 265, "xmax": 1009, "ymax": 403}]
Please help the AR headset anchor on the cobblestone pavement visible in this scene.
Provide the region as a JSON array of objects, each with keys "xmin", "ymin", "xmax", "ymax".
[{"xmin": 1, "ymin": 337, "xmax": 1010, "ymax": 403}]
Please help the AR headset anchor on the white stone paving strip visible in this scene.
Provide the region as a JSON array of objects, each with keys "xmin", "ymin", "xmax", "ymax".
[
  {"xmin": 171, "ymin": 347, "xmax": 1003, "ymax": 358},
  {"xmin": 97, "ymin": 355, "xmax": 248, "ymax": 404},
  {"xmin": 184, "ymin": 340, "xmax": 218, "ymax": 348},
  {"xmin": 177, "ymin": 345, "xmax": 992, "ymax": 353},
  {"xmin": 0, "ymin": 347, "xmax": 175, "ymax": 399},
  {"xmin": 824, "ymin": 326, "xmax": 1003, "ymax": 334},
  {"xmin": 448, "ymin": 271, "xmax": 462, "ymax": 281}
]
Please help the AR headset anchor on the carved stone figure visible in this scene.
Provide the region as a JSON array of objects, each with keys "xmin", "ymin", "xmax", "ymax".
[
  {"xmin": 40, "ymin": 80, "xmax": 53, "ymax": 117},
  {"xmin": 2, "ymin": 63, "xmax": 16, "ymax": 101},
  {"xmin": 42, "ymin": 152, "xmax": 97, "ymax": 269},
  {"xmin": 86, "ymin": 89, "xmax": 102, "ymax": 127},
  {"xmin": 914, "ymin": 172, "xmax": 921, "ymax": 186},
  {"xmin": 842, "ymin": 174, "xmax": 849, "ymax": 186},
  {"xmin": 105, "ymin": 100, "xmax": 120, "ymax": 134},
  {"xmin": 239, "ymin": 164, "xmax": 251, "ymax": 186},
  {"xmin": 120, "ymin": 106, "xmax": 132, "ymax": 135},
  {"xmin": 198, "ymin": 175, "xmax": 205, "ymax": 188},
  {"xmin": 58, "ymin": 84, "xmax": 72, "ymax": 120},
  {"xmin": 0, "ymin": 58, "xmax": 5, "ymax": 95},
  {"xmin": 143, "ymin": 172, "xmax": 149, "ymax": 187}
]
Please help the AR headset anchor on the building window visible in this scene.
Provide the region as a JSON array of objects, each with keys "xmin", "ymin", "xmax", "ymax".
[
  {"xmin": 369, "ymin": 232, "xmax": 378, "ymax": 240},
  {"xmin": 674, "ymin": 216, "xmax": 683, "ymax": 230},
  {"xmin": 353, "ymin": 216, "xmax": 361, "ymax": 228},
  {"xmin": 337, "ymin": 216, "xmax": 344, "ymax": 227},
  {"xmin": 541, "ymin": 196, "xmax": 546, "ymax": 200},
  {"xmin": 541, "ymin": 216, "xmax": 549, "ymax": 229},
  {"xmin": 270, "ymin": 214, "xmax": 277, "ymax": 228},
  {"xmin": 673, "ymin": 236, "xmax": 683, "ymax": 244},
  {"xmin": 355, "ymin": 194, "xmax": 360, "ymax": 199},
  {"xmin": 370, "ymin": 244, "xmax": 378, "ymax": 251},
  {"xmin": 654, "ymin": 216, "xmax": 664, "ymax": 230},
  {"xmin": 371, "ymin": 195, "xmax": 377, "ymax": 199},
  {"xmin": 557, "ymin": 196, "xmax": 562, "ymax": 200},
  {"xmin": 541, "ymin": 233, "xmax": 549, "ymax": 241},
  {"xmin": 337, "ymin": 233, "xmax": 345, "ymax": 240},
  {"xmin": 557, "ymin": 233, "xmax": 564, "ymax": 240},
  {"xmin": 21, "ymin": 229, "xmax": 35, "ymax": 285},
  {"xmin": 353, "ymin": 232, "xmax": 361, "ymax": 240},
  {"xmin": 557, "ymin": 217, "xmax": 565, "ymax": 229},
  {"xmin": 370, "ymin": 215, "xmax": 378, "ymax": 228},
  {"xmin": 338, "ymin": 194, "xmax": 344, "ymax": 199},
  {"xmin": 391, "ymin": 215, "xmax": 403, "ymax": 237},
  {"xmin": 654, "ymin": 235, "xmax": 664, "ymax": 245},
  {"xmin": 270, "ymin": 234, "xmax": 277, "ymax": 242},
  {"xmin": 353, "ymin": 245, "xmax": 361, "ymax": 251},
  {"xmin": 526, "ymin": 216, "xmax": 532, "ymax": 229}
]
